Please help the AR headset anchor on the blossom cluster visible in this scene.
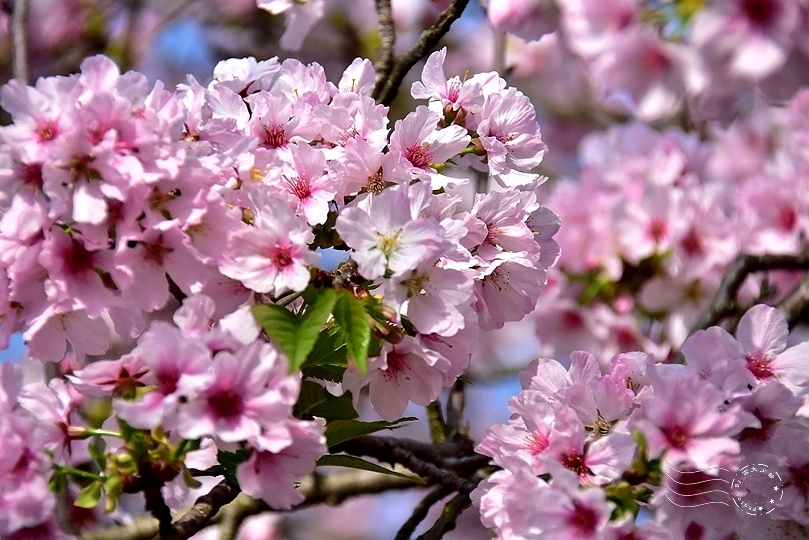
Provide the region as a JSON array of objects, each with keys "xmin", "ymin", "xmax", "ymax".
[
  {"xmin": 486, "ymin": 0, "xmax": 809, "ymax": 122},
  {"xmin": 528, "ymin": 88, "xmax": 809, "ymax": 367},
  {"xmin": 0, "ymin": 362, "xmax": 74, "ymax": 539},
  {"xmin": 0, "ymin": 47, "xmax": 558, "ymax": 535},
  {"xmin": 474, "ymin": 303, "xmax": 809, "ymax": 539}
]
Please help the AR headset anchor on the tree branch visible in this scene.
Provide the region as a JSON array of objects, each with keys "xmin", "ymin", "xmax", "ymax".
[
  {"xmin": 373, "ymin": 0, "xmax": 396, "ymax": 86},
  {"xmin": 157, "ymin": 480, "xmax": 239, "ymax": 539},
  {"xmin": 779, "ymin": 270, "xmax": 809, "ymax": 328},
  {"xmin": 689, "ymin": 250, "xmax": 809, "ymax": 335},
  {"xmin": 79, "ymin": 470, "xmax": 424, "ymax": 540},
  {"xmin": 332, "ymin": 436, "xmax": 479, "ymax": 494},
  {"xmin": 10, "ymin": 0, "xmax": 29, "ymax": 83},
  {"xmin": 138, "ymin": 462, "xmax": 173, "ymax": 537},
  {"xmin": 394, "ymin": 485, "xmax": 453, "ymax": 540},
  {"xmin": 415, "ymin": 492, "xmax": 471, "ymax": 540},
  {"xmin": 426, "ymin": 401, "xmax": 448, "ymax": 444},
  {"xmin": 373, "ymin": 0, "xmax": 471, "ymax": 105},
  {"xmin": 445, "ymin": 378, "xmax": 468, "ymax": 439}
]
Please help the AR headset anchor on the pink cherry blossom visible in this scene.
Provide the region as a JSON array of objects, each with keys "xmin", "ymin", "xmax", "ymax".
[
  {"xmin": 176, "ymin": 341, "xmax": 298, "ymax": 444},
  {"xmin": 236, "ymin": 418, "xmax": 326, "ymax": 509},
  {"xmin": 343, "ymin": 336, "xmax": 444, "ymax": 421},
  {"xmin": 220, "ymin": 197, "xmax": 318, "ymax": 295},
  {"xmin": 410, "ymin": 48, "xmax": 484, "ymax": 114},
  {"xmin": 335, "ymin": 182, "xmax": 446, "ymax": 280},
  {"xmin": 629, "ymin": 368, "xmax": 757, "ymax": 470},
  {"xmin": 476, "ymin": 87, "xmax": 547, "ymax": 187},
  {"xmin": 388, "ymin": 105, "xmax": 470, "ymax": 188}
]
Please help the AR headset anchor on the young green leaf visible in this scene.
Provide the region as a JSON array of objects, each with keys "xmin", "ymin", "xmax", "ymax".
[
  {"xmin": 74, "ymin": 481, "xmax": 104, "ymax": 508},
  {"xmin": 302, "ymin": 363, "xmax": 347, "ymax": 383},
  {"xmin": 294, "ymin": 380, "xmax": 358, "ymax": 420},
  {"xmin": 252, "ymin": 304, "xmax": 300, "ymax": 369},
  {"xmin": 252, "ymin": 289, "xmax": 338, "ymax": 372},
  {"xmin": 316, "ymin": 454, "xmax": 423, "ymax": 482},
  {"xmin": 333, "ymin": 291, "xmax": 371, "ymax": 374},
  {"xmin": 304, "ymin": 326, "xmax": 347, "ymax": 367},
  {"xmin": 297, "ymin": 289, "xmax": 339, "ymax": 362},
  {"xmin": 217, "ymin": 449, "xmax": 251, "ymax": 487},
  {"xmin": 325, "ymin": 417, "xmax": 417, "ymax": 447}
]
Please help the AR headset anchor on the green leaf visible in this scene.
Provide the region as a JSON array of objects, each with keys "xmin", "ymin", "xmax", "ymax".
[
  {"xmin": 294, "ymin": 381, "xmax": 358, "ymax": 420},
  {"xmin": 252, "ymin": 304, "xmax": 301, "ymax": 370},
  {"xmin": 298, "ymin": 289, "xmax": 339, "ymax": 360},
  {"xmin": 48, "ymin": 470, "xmax": 67, "ymax": 494},
  {"xmin": 325, "ymin": 417, "xmax": 417, "ymax": 447},
  {"xmin": 333, "ymin": 291, "xmax": 371, "ymax": 374},
  {"xmin": 87, "ymin": 442, "xmax": 107, "ymax": 471},
  {"xmin": 253, "ymin": 290, "xmax": 339, "ymax": 372},
  {"xmin": 305, "ymin": 326, "xmax": 348, "ymax": 367},
  {"xmin": 74, "ymin": 481, "xmax": 104, "ymax": 509},
  {"xmin": 316, "ymin": 454, "xmax": 423, "ymax": 482},
  {"xmin": 302, "ymin": 363, "xmax": 347, "ymax": 383},
  {"xmin": 217, "ymin": 449, "xmax": 251, "ymax": 487}
]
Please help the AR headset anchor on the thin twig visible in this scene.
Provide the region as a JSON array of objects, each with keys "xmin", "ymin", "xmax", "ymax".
[
  {"xmin": 689, "ymin": 251, "xmax": 809, "ymax": 335},
  {"xmin": 492, "ymin": 31, "xmax": 507, "ymax": 75},
  {"xmin": 188, "ymin": 465, "xmax": 226, "ymax": 477},
  {"xmin": 780, "ymin": 271, "xmax": 809, "ymax": 328},
  {"xmin": 11, "ymin": 0, "xmax": 29, "ymax": 83},
  {"xmin": 426, "ymin": 401, "xmax": 448, "ymax": 444},
  {"xmin": 394, "ymin": 485, "xmax": 453, "ymax": 540},
  {"xmin": 373, "ymin": 0, "xmax": 396, "ymax": 86},
  {"xmin": 414, "ymin": 492, "xmax": 471, "ymax": 540},
  {"xmin": 445, "ymin": 378, "xmax": 468, "ymax": 439},
  {"xmin": 373, "ymin": 0, "xmax": 471, "ymax": 105},
  {"xmin": 119, "ymin": 0, "xmax": 144, "ymax": 70}
]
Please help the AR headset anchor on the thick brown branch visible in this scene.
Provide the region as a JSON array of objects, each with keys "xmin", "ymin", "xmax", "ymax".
[
  {"xmin": 80, "ymin": 470, "xmax": 422, "ymax": 540},
  {"xmin": 373, "ymin": 0, "xmax": 396, "ymax": 86},
  {"xmin": 138, "ymin": 463, "xmax": 173, "ymax": 537},
  {"xmin": 332, "ymin": 436, "xmax": 479, "ymax": 494},
  {"xmin": 10, "ymin": 0, "xmax": 29, "ymax": 83},
  {"xmin": 373, "ymin": 0, "xmax": 471, "ymax": 105},
  {"xmin": 157, "ymin": 480, "xmax": 239, "ymax": 539},
  {"xmin": 689, "ymin": 250, "xmax": 809, "ymax": 335}
]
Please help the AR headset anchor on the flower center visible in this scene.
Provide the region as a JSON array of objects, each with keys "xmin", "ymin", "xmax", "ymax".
[
  {"xmin": 561, "ymin": 451, "xmax": 591, "ymax": 477},
  {"xmin": 377, "ymin": 230, "xmax": 401, "ymax": 258},
  {"xmin": 568, "ymin": 501, "xmax": 599, "ymax": 536},
  {"xmin": 271, "ymin": 246, "xmax": 294, "ymax": 268},
  {"xmin": 262, "ymin": 125, "xmax": 287, "ymax": 149},
  {"xmin": 742, "ymin": 0, "xmax": 778, "ymax": 27},
  {"xmin": 647, "ymin": 217, "xmax": 668, "ymax": 244},
  {"xmin": 285, "ymin": 176, "xmax": 312, "ymax": 200},
  {"xmin": 36, "ymin": 120, "xmax": 58, "ymax": 142},
  {"xmin": 208, "ymin": 390, "xmax": 245, "ymax": 419},
  {"xmin": 447, "ymin": 78, "xmax": 462, "ymax": 102},
  {"xmin": 663, "ymin": 424, "xmax": 690, "ymax": 449},
  {"xmin": 406, "ymin": 144, "xmax": 433, "ymax": 168},
  {"xmin": 746, "ymin": 353, "xmax": 775, "ymax": 381},
  {"xmin": 525, "ymin": 432, "xmax": 549, "ymax": 456}
]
